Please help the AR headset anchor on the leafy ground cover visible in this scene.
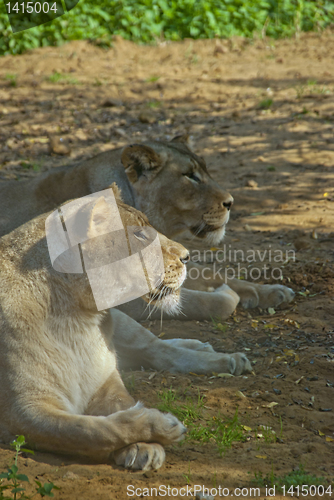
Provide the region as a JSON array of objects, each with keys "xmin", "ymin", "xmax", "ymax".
[{"xmin": 0, "ymin": 0, "xmax": 334, "ymax": 55}]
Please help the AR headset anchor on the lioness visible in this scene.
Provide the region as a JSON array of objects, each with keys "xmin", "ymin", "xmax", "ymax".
[
  {"xmin": 0, "ymin": 137, "xmax": 291, "ymax": 375},
  {"xmin": 0, "ymin": 188, "xmax": 193, "ymax": 469},
  {"xmin": 0, "ymin": 136, "xmax": 293, "ymax": 312}
]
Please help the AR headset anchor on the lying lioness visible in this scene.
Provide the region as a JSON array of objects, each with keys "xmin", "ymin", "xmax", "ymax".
[
  {"xmin": 0, "ymin": 136, "xmax": 294, "ymax": 311},
  {"xmin": 0, "ymin": 188, "xmax": 193, "ymax": 469},
  {"xmin": 0, "ymin": 137, "xmax": 291, "ymax": 375}
]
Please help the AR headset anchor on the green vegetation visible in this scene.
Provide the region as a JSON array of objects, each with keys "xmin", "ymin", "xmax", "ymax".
[
  {"xmin": 20, "ymin": 161, "xmax": 43, "ymax": 172},
  {"xmin": 46, "ymin": 71, "xmax": 79, "ymax": 84},
  {"xmin": 147, "ymin": 100, "xmax": 162, "ymax": 108},
  {"xmin": 211, "ymin": 317, "xmax": 229, "ymax": 332},
  {"xmin": 0, "ymin": 436, "xmax": 58, "ymax": 499},
  {"xmin": 0, "ymin": 0, "xmax": 333, "ymax": 56},
  {"xmin": 4, "ymin": 74, "xmax": 17, "ymax": 87},
  {"xmin": 157, "ymin": 387, "xmax": 245, "ymax": 455},
  {"xmin": 259, "ymin": 98, "xmax": 273, "ymax": 110},
  {"xmin": 252, "ymin": 463, "xmax": 328, "ymax": 489},
  {"xmin": 295, "ymin": 79, "xmax": 331, "ymax": 98}
]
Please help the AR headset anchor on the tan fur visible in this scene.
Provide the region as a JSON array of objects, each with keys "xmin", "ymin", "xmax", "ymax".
[
  {"xmin": 0, "ymin": 138, "xmax": 233, "ymax": 242},
  {"xmin": 0, "ymin": 138, "xmax": 291, "ymax": 380},
  {"xmin": 0, "ymin": 137, "xmax": 293, "ymax": 311},
  {"xmin": 0, "ymin": 191, "xmax": 189, "ymax": 470}
]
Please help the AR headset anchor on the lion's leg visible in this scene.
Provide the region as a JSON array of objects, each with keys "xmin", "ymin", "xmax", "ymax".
[
  {"xmin": 84, "ymin": 371, "xmax": 168, "ymax": 471},
  {"xmin": 85, "ymin": 372, "xmax": 135, "ymax": 416},
  {"xmin": 162, "ymin": 338, "xmax": 215, "ymax": 352},
  {"xmin": 184, "ymin": 261, "xmax": 295, "ymax": 309},
  {"xmin": 15, "ymin": 398, "xmax": 185, "ymax": 465},
  {"xmin": 110, "ymin": 309, "xmax": 251, "ymax": 376},
  {"xmin": 117, "ymin": 285, "xmax": 240, "ymax": 322}
]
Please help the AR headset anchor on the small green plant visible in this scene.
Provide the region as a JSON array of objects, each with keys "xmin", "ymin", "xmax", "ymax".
[
  {"xmin": 295, "ymin": 81, "xmax": 331, "ymax": 99},
  {"xmin": 307, "ymin": 79, "xmax": 317, "ymax": 86},
  {"xmin": 295, "ymin": 84, "xmax": 306, "ymax": 99},
  {"xmin": 145, "ymin": 76, "xmax": 160, "ymax": 83},
  {"xmin": 20, "ymin": 161, "xmax": 42, "ymax": 172},
  {"xmin": 267, "ymin": 166, "xmax": 276, "ymax": 171},
  {"xmin": 211, "ymin": 471, "xmax": 217, "ymax": 489},
  {"xmin": 301, "ymin": 107, "xmax": 309, "ymax": 115},
  {"xmin": 157, "ymin": 388, "xmax": 245, "ymax": 455},
  {"xmin": 259, "ymin": 99, "xmax": 273, "ymax": 110},
  {"xmin": 46, "ymin": 72, "xmax": 79, "ymax": 85},
  {"xmin": 147, "ymin": 100, "xmax": 161, "ymax": 109},
  {"xmin": 157, "ymin": 387, "xmax": 204, "ymax": 425},
  {"xmin": 190, "ymin": 410, "xmax": 245, "ymax": 455},
  {"xmin": 182, "ymin": 462, "xmax": 192, "ymax": 485},
  {"xmin": 190, "ymin": 54, "xmax": 199, "ymax": 64},
  {"xmin": 5, "ymin": 74, "xmax": 17, "ymax": 87},
  {"xmin": 211, "ymin": 317, "xmax": 229, "ymax": 333},
  {"xmin": 259, "ymin": 425, "xmax": 276, "ymax": 444},
  {"xmin": 0, "ymin": 435, "xmax": 59, "ymax": 499},
  {"xmin": 251, "ymin": 464, "xmax": 276, "ymax": 488},
  {"xmin": 252, "ymin": 463, "xmax": 327, "ymax": 489}
]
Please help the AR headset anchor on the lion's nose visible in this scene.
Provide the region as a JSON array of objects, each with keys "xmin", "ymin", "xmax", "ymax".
[
  {"xmin": 180, "ymin": 252, "xmax": 190, "ymax": 265},
  {"xmin": 222, "ymin": 195, "xmax": 234, "ymax": 211}
]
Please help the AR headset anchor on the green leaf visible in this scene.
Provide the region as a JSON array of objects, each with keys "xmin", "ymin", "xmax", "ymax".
[
  {"xmin": 21, "ymin": 448, "xmax": 34, "ymax": 455},
  {"xmin": 9, "ymin": 465, "xmax": 18, "ymax": 475},
  {"xmin": 16, "ymin": 474, "xmax": 29, "ymax": 482},
  {"xmin": 36, "ymin": 482, "xmax": 60, "ymax": 497}
]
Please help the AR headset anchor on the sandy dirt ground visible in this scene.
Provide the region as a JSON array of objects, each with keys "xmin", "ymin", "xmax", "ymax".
[{"xmin": 0, "ymin": 30, "xmax": 333, "ymax": 500}]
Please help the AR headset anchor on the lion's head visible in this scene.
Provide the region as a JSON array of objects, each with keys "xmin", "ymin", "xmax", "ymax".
[
  {"xmin": 58, "ymin": 185, "xmax": 189, "ymax": 315},
  {"xmin": 121, "ymin": 137, "xmax": 233, "ymax": 246}
]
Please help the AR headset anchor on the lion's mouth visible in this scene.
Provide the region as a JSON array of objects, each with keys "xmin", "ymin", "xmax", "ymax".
[
  {"xmin": 142, "ymin": 281, "xmax": 182, "ymax": 314},
  {"xmin": 146, "ymin": 281, "xmax": 179, "ymax": 302},
  {"xmin": 190, "ymin": 222, "xmax": 225, "ymax": 239}
]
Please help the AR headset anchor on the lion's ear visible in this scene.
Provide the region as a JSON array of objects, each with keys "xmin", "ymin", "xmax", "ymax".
[
  {"xmin": 170, "ymin": 133, "xmax": 189, "ymax": 144},
  {"xmin": 110, "ymin": 182, "xmax": 123, "ymax": 202},
  {"xmin": 121, "ymin": 144, "xmax": 163, "ymax": 183},
  {"xmin": 87, "ymin": 196, "xmax": 113, "ymax": 240}
]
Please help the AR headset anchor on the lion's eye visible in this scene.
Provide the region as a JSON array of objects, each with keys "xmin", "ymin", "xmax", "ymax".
[
  {"xmin": 184, "ymin": 172, "xmax": 201, "ymax": 183},
  {"xmin": 134, "ymin": 230, "xmax": 148, "ymax": 241}
]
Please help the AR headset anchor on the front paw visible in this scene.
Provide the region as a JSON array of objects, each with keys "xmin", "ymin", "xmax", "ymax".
[
  {"xmin": 114, "ymin": 442, "xmax": 165, "ymax": 470},
  {"xmin": 239, "ymin": 283, "xmax": 294, "ymax": 309},
  {"xmin": 147, "ymin": 409, "xmax": 187, "ymax": 445},
  {"xmin": 230, "ymin": 353, "xmax": 252, "ymax": 376},
  {"xmin": 256, "ymin": 284, "xmax": 295, "ymax": 308}
]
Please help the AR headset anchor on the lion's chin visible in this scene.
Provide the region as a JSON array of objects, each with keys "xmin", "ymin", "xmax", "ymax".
[
  {"xmin": 203, "ymin": 225, "xmax": 226, "ymax": 246},
  {"xmin": 190, "ymin": 223, "xmax": 226, "ymax": 245},
  {"xmin": 142, "ymin": 287, "xmax": 181, "ymax": 315},
  {"xmin": 190, "ymin": 212, "xmax": 229, "ymax": 245}
]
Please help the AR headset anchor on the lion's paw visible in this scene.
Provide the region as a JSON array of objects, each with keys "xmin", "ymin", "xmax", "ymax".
[
  {"xmin": 238, "ymin": 283, "xmax": 294, "ymax": 309},
  {"xmin": 214, "ymin": 284, "xmax": 240, "ymax": 317},
  {"xmin": 148, "ymin": 409, "xmax": 187, "ymax": 445},
  {"xmin": 230, "ymin": 353, "xmax": 252, "ymax": 376},
  {"xmin": 256, "ymin": 284, "xmax": 295, "ymax": 309},
  {"xmin": 114, "ymin": 442, "xmax": 165, "ymax": 471}
]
